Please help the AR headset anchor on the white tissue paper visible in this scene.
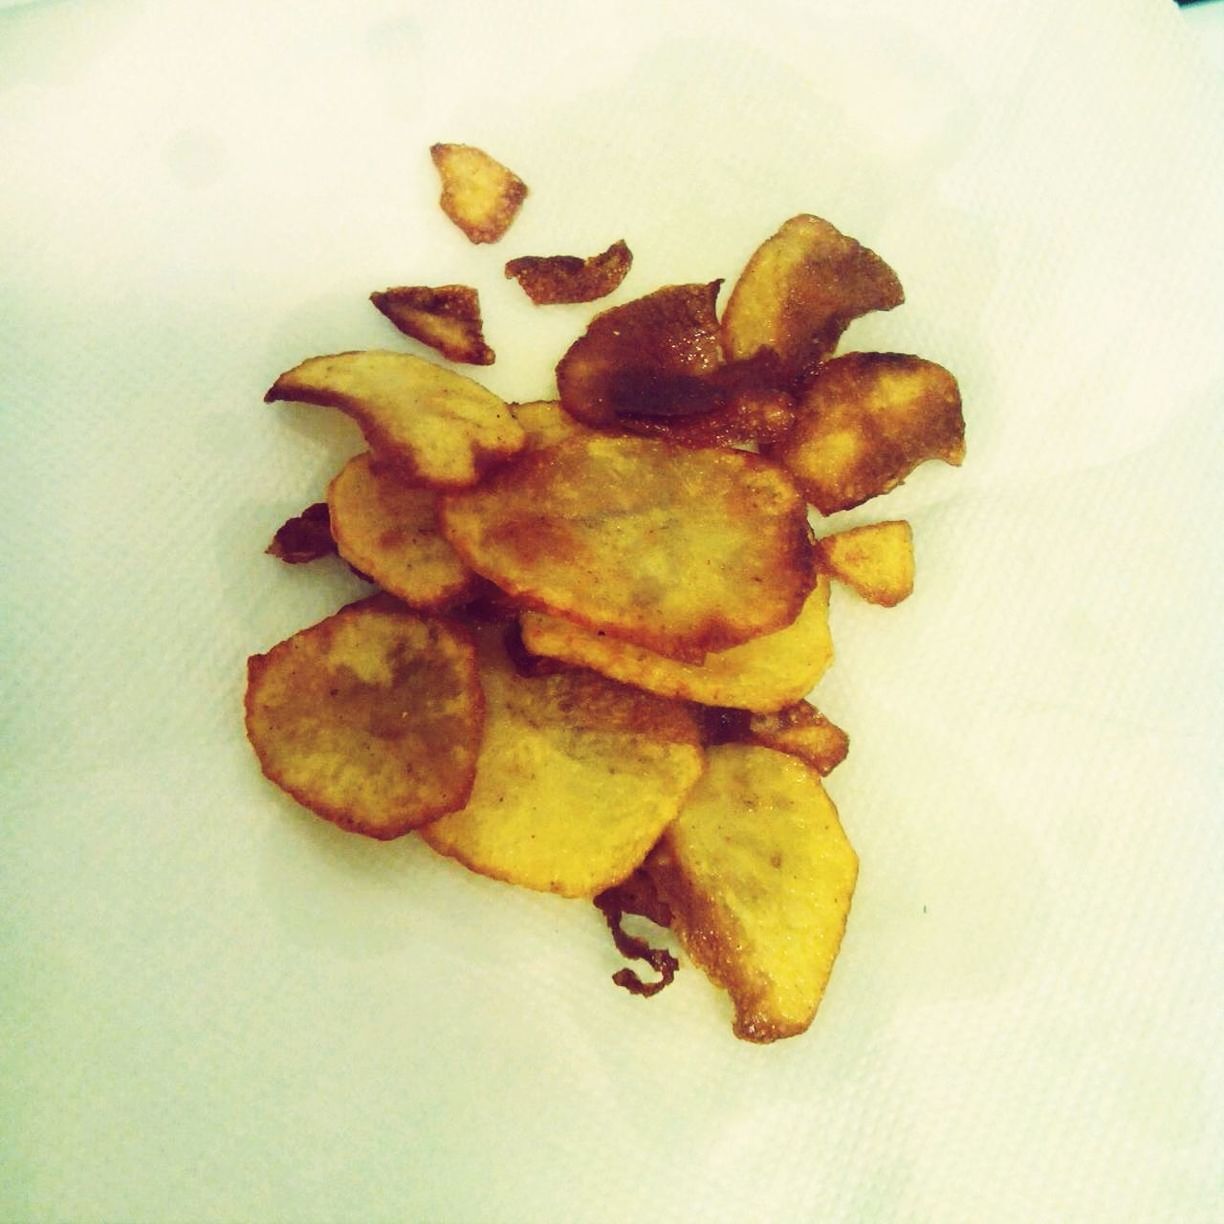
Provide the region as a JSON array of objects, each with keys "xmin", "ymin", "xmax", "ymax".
[{"xmin": 2, "ymin": 0, "xmax": 1221, "ymax": 1219}]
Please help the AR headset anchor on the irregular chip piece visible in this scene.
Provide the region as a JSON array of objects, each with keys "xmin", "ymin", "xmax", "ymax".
[
  {"xmin": 326, "ymin": 453, "xmax": 478, "ymax": 610},
  {"xmin": 244, "ymin": 595, "xmax": 483, "ymax": 839},
  {"xmin": 509, "ymin": 399, "xmax": 593, "ymax": 451},
  {"xmin": 765, "ymin": 353, "xmax": 964, "ymax": 514},
  {"xmin": 745, "ymin": 703, "xmax": 849, "ymax": 776},
  {"xmin": 430, "ymin": 142, "xmax": 527, "ymax": 244},
  {"xmin": 370, "ymin": 285, "xmax": 494, "ymax": 365},
  {"xmin": 556, "ymin": 282, "xmax": 726, "ymax": 426},
  {"xmin": 267, "ymin": 502, "xmax": 336, "ymax": 564},
  {"xmin": 594, "ymin": 870, "xmax": 678, "ymax": 998},
  {"xmin": 440, "ymin": 434, "xmax": 814, "ymax": 662},
  {"xmin": 419, "ymin": 629, "xmax": 704, "ymax": 897},
  {"xmin": 721, "ymin": 214, "xmax": 904, "ymax": 379},
  {"xmin": 505, "ymin": 239, "xmax": 633, "ymax": 305},
  {"xmin": 265, "ymin": 350, "xmax": 525, "ymax": 490},
  {"xmin": 646, "ymin": 744, "xmax": 858, "ymax": 1042},
  {"xmin": 815, "ymin": 520, "xmax": 914, "ymax": 606},
  {"xmin": 519, "ymin": 575, "xmax": 832, "ymax": 713}
]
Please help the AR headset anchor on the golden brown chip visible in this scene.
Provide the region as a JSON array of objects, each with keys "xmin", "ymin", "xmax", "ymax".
[
  {"xmin": 721, "ymin": 214, "xmax": 904, "ymax": 379},
  {"xmin": 370, "ymin": 285, "xmax": 494, "ymax": 366},
  {"xmin": 326, "ymin": 453, "xmax": 478, "ymax": 610},
  {"xmin": 419, "ymin": 628, "xmax": 704, "ymax": 897},
  {"xmin": 645, "ymin": 744, "xmax": 858, "ymax": 1042},
  {"xmin": 265, "ymin": 350, "xmax": 526, "ymax": 490},
  {"xmin": 505, "ymin": 239, "xmax": 633, "ymax": 305},
  {"xmin": 744, "ymin": 703, "xmax": 849, "ymax": 776},
  {"xmin": 508, "ymin": 399, "xmax": 593, "ymax": 451},
  {"xmin": 764, "ymin": 353, "xmax": 964, "ymax": 514},
  {"xmin": 439, "ymin": 434, "xmax": 815, "ymax": 662},
  {"xmin": 815, "ymin": 520, "xmax": 914, "ymax": 606},
  {"xmin": 267, "ymin": 502, "xmax": 336, "ymax": 564},
  {"xmin": 430, "ymin": 142, "xmax": 527, "ymax": 244},
  {"xmin": 244, "ymin": 595, "xmax": 483, "ymax": 839},
  {"xmin": 555, "ymin": 282, "xmax": 727, "ymax": 427},
  {"xmin": 519, "ymin": 575, "xmax": 832, "ymax": 713}
]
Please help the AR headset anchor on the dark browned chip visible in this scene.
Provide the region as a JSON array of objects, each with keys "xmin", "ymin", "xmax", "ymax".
[
  {"xmin": 594, "ymin": 869, "xmax": 678, "ymax": 998},
  {"xmin": 266, "ymin": 502, "xmax": 336, "ymax": 564},
  {"xmin": 370, "ymin": 285, "xmax": 494, "ymax": 365},
  {"xmin": 505, "ymin": 239, "xmax": 633, "ymax": 305}
]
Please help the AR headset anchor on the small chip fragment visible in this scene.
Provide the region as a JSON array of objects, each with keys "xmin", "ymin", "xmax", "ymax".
[
  {"xmin": 519, "ymin": 575, "xmax": 832, "ymax": 713},
  {"xmin": 594, "ymin": 869, "xmax": 678, "ymax": 998},
  {"xmin": 370, "ymin": 285, "xmax": 494, "ymax": 365},
  {"xmin": 430, "ymin": 142, "xmax": 527, "ymax": 244},
  {"xmin": 509, "ymin": 399, "xmax": 592, "ymax": 451},
  {"xmin": 326, "ymin": 453, "xmax": 478, "ymax": 610},
  {"xmin": 815, "ymin": 520, "xmax": 915, "ymax": 606},
  {"xmin": 267, "ymin": 502, "xmax": 336, "ymax": 564},
  {"xmin": 419, "ymin": 629, "xmax": 704, "ymax": 897},
  {"xmin": 721, "ymin": 214, "xmax": 904, "ymax": 379},
  {"xmin": 764, "ymin": 352, "xmax": 964, "ymax": 514},
  {"xmin": 744, "ymin": 703, "xmax": 850, "ymax": 776},
  {"xmin": 505, "ymin": 239, "xmax": 633, "ymax": 305},
  {"xmin": 244, "ymin": 595, "xmax": 483, "ymax": 838},
  {"xmin": 265, "ymin": 350, "xmax": 526, "ymax": 490},
  {"xmin": 645, "ymin": 744, "xmax": 858, "ymax": 1042},
  {"xmin": 439, "ymin": 434, "xmax": 815, "ymax": 661}
]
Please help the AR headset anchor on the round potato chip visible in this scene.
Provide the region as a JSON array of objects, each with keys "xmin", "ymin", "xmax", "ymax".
[
  {"xmin": 420, "ymin": 629, "xmax": 704, "ymax": 897},
  {"xmin": 439, "ymin": 434, "xmax": 815, "ymax": 662},
  {"xmin": 326, "ymin": 453, "xmax": 478, "ymax": 610},
  {"xmin": 244, "ymin": 596, "xmax": 483, "ymax": 838}
]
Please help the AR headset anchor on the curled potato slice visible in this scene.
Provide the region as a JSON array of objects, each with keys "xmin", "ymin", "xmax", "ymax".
[
  {"xmin": 505, "ymin": 239, "xmax": 632, "ymax": 305},
  {"xmin": 721, "ymin": 214, "xmax": 904, "ymax": 378},
  {"xmin": 370, "ymin": 285, "xmax": 494, "ymax": 365},
  {"xmin": 419, "ymin": 629, "xmax": 704, "ymax": 897},
  {"xmin": 265, "ymin": 350, "xmax": 525, "ymax": 490},
  {"xmin": 815, "ymin": 520, "xmax": 914, "ymax": 606},
  {"xmin": 244, "ymin": 595, "xmax": 483, "ymax": 838},
  {"xmin": 439, "ymin": 434, "xmax": 815, "ymax": 662},
  {"xmin": 765, "ymin": 352, "xmax": 964, "ymax": 514},
  {"xmin": 743, "ymin": 704, "xmax": 849, "ymax": 776},
  {"xmin": 646, "ymin": 744, "xmax": 858, "ymax": 1042},
  {"xmin": 520, "ymin": 575, "xmax": 832, "ymax": 714},
  {"xmin": 430, "ymin": 142, "xmax": 527, "ymax": 244},
  {"xmin": 326, "ymin": 453, "xmax": 478, "ymax": 610}
]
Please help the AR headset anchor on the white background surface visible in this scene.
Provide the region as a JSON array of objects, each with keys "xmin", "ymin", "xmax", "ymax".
[{"xmin": 2, "ymin": 1, "xmax": 1222, "ymax": 1220}]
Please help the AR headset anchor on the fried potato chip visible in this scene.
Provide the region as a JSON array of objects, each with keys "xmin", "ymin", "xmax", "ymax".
[
  {"xmin": 519, "ymin": 575, "xmax": 832, "ymax": 713},
  {"xmin": 326, "ymin": 453, "xmax": 478, "ymax": 610},
  {"xmin": 430, "ymin": 142, "xmax": 527, "ymax": 244},
  {"xmin": 815, "ymin": 519, "xmax": 914, "ymax": 606},
  {"xmin": 745, "ymin": 703, "xmax": 849, "ymax": 775},
  {"xmin": 439, "ymin": 434, "xmax": 814, "ymax": 661},
  {"xmin": 419, "ymin": 628, "xmax": 704, "ymax": 897},
  {"xmin": 370, "ymin": 285, "xmax": 494, "ymax": 366},
  {"xmin": 721, "ymin": 214, "xmax": 904, "ymax": 378},
  {"xmin": 244, "ymin": 595, "xmax": 483, "ymax": 838},
  {"xmin": 267, "ymin": 502, "xmax": 336, "ymax": 564},
  {"xmin": 265, "ymin": 350, "xmax": 526, "ymax": 490},
  {"xmin": 556, "ymin": 282, "xmax": 726, "ymax": 426},
  {"xmin": 764, "ymin": 353, "xmax": 965, "ymax": 514},
  {"xmin": 646, "ymin": 744, "xmax": 858, "ymax": 1041},
  {"xmin": 508, "ymin": 399, "xmax": 593, "ymax": 451},
  {"xmin": 505, "ymin": 239, "xmax": 633, "ymax": 305}
]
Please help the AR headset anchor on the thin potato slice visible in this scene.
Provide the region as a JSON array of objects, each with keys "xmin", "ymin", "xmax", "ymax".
[
  {"xmin": 244, "ymin": 595, "xmax": 483, "ymax": 839},
  {"xmin": 509, "ymin": 399, "xmax": 593, "ymax": 451},
  {"xmin": 815, "ymin": 520, "xmax": 914, "ymax": 606},
  {"xmin": 745, "ymin": 703, "xmax": 849, "ymax": 776},
  {"xmin": 267, "ymin": 502, "xmax": 336, "ymax": 564},
  {"xmin": 505, "ymin": 239, "xmax": 633, "ymax": 305},
  {"xmin": 439, "ymin": 434, "xmax": 815, "ymax": 662},
  {"xmin": 370, "ymin": 285, "xmax": 494, "ymax": 365},
  {"xmin": 265, "ymin": 350, "xmax": 525, "ymax": 490},
  {"xmin": 326, "ymin": 453, "xmax": 478, "ymax": 610},
  {"xmin": 765, "ymin": 353, "xmax": 964, "ymax": 514},
  {"xmin": 420, "ymin": 629, "xmax": 704, "ymax": 897},
  {"xmin": 721, "ymin": 214, "xmax": 904, "ymax": 378},
  {"xmin": 430, "ymin": 142, "xmax": 527, "ymax": 244},
  {"xmin": 646, "ymin": 744, "xmax": 858, "ymax": 1042},
  {"xmin": 519, "ymin": 576, "xmax": 832, "ymax": 713}
]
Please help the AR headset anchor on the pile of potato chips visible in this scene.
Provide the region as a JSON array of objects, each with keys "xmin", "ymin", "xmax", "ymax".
[{"xmin": 246, "ymin": 144, "xmax": 965, "ymax": 1042}]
